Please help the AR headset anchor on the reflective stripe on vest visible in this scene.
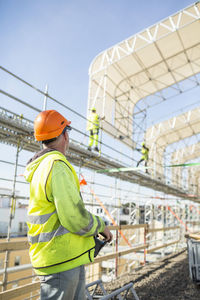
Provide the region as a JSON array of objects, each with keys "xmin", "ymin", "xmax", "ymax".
[
  {"xmin": 75, "ymin": 212, "xmax": 94, "ymax": 235},
  {"xmin": 75, "ymin": 215, "xmax": 101, "ymax": 236},
  {"xmin": 28, "ymin": 225, "xmax": 69, "ymax": 244},
  {"xmin": 27, "ymin": 211, "xmax": 56, "ymax": 224}
]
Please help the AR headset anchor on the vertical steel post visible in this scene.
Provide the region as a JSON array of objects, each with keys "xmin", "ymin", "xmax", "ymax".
[
  {"xmin": 99, "ymin": 71, "xmax": 107, "ymax": 153},
  {"xmin": 115, "ymin": 178, "xmax": 118, "ymax": 278},
  {"xmin": 161, "ymin": 204, "xmax": 165, "ymax": 257},
  {"xmin": 144, "ymin": 223, "xmax": 149, "ymax": 265},
  {"xmin": 153, "ymin": 143, "xmax": 157, "ymax": 179},
  {"xmin": 43, "ymin": 84, "xmax": 48, "ymax": 111},
  {"xmin": 2, "ymin": 140, "xmax": 21, "ymax": 291},
  {"xmin": 115, "ymin": 228, "xmax": 118, "ymax": 278},
  {"xmin": 102, "ymin": 71, "xmax": 107, "ymax": 118}
]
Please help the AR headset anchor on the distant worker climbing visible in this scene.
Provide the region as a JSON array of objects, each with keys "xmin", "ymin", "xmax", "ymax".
[
  {"xmin": 24, "ymin": 110, "xmax": 112, "ymax": 300},
  {"xmin": 136, "ymin": 142, "xmax": 149, "ymax": 174},
  {"xmin": 87, "ymin": 107, "xmax": 104, "ymax": 152}
]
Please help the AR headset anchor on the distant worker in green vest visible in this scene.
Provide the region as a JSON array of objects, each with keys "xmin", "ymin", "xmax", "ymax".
[
  {"xmin": 24, "ymin": 110, "xmax": 112, "ymax": 300},
  {"xmin": 87, "ymin": 107, "xmax": 104, "ymax": 152},
  {"xmin": 136, "ymin": 142, "xmax": 149, "ymax": 174}
]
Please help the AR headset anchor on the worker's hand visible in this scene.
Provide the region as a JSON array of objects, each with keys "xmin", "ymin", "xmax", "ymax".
[
  {"xmin": 101, "ymin": 116, "xmax": 105, "ymax": 121},
  {"xmin": 101, "ymin": 226, "xmax": 113, "ymax": 243}
]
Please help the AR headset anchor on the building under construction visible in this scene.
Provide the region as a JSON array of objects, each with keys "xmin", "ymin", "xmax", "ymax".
[{"xmin": 0, "ymin": 2, "xmax": 200, "ymax": 299}]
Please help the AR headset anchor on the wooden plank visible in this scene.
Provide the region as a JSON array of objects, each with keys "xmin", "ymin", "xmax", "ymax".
[
  {"xmin": 186, "ymin": 221, "xmax": 200, "ymax": 225},
  {"xmin": 0, "ymin": 225, "xmax": 148, "ymax": 252},
  {"xmin": 107, "ymin": 224, "xmax": 147, "ymax": 230},
  {"xmin": 118, "ymin": 244, "xmax": 148, "ymax": 257},
  {"xmin": 193, "ymin": 231, "xmax": 200, "ymax": 235},
  {"xmin": 119, "ymin": 224, "xmax": 147, "ymax": 230},
  {"xmin": 0, "ymin": 282, "xmax": 40, "ymax": 300},
  {"xmin": 185, "ymin": 233, "xmax": 200, "ymax": 240},
  {"xmin": 147, "ymin": 240, "xmax": 180, "ymax": 253},
  {"xmin": 91, "ymin": 244, "xmax": 148, "ymax": 264},
  {"xmin": 148, "ymin": 226, "xmax": 179, "ymax": 233},
  {"xmin": 0, "ymin": 241, "xmax": 29, "ymax": 252},
  {"xmin": 93, "ymin": 252, "xmax": 118, "ymax": 263}
]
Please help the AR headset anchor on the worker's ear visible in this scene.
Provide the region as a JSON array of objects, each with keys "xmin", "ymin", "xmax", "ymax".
[{"xmin": 62, "ymin": 130, "xmax": 68, "ymax": 141}]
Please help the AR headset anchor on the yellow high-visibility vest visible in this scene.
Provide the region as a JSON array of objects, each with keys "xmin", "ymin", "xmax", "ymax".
[
  {"xmin": 24, "ymin": 151, "xmax": 105, "ymax": 275},
  {"xmin": 141, "ymin": 147, "xmax": 149, "ymax": 160},
  {"xmin": 87, "ymin": 112, "xmax": 100, "ymax": 131}
]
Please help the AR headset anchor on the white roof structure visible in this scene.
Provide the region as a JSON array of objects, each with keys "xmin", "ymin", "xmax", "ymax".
[
  {"xmin": 190, "ymin": 167, "xmax": 200, "ymax": 193},
  {"xmin": 87, "ymin": 2, "xmax": 200, "ymax": 149},
  {"xmin": 145, "ymin": 106, "xmax": 200, "ymax": 176},
  {"xmin": 171, "ymin": 143, "xmax": 200, "ymax": 192}
]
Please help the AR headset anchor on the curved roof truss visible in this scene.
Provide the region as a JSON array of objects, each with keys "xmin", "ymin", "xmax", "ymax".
[
  {"xmin": 145, "ymin": 106, "xmax": 200, "ymax": 178},
  {"xmin": 87, "ymin": 2, "xmax": 200, "ymax": 147}
]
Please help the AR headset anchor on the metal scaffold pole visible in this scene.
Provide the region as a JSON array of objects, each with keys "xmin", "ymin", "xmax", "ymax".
[
  {"xmin": 43, "ymin": 84, "xmax": 48, "ymax": 111},
  {"xmin": 2, "ymin": 139, "xmax": 21, "ymax": 291}
]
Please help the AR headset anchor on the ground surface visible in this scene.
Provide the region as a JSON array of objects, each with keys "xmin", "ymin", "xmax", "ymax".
[{"xmin": 104, "ymin": 249, "xmax": 200, "ymax": 300}]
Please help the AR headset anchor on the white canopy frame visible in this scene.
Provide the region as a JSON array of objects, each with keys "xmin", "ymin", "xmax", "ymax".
[
  {"xmin": 87, "ymin": 2, "xmax": 200, "ymax": 148},
  {"xmin": 190, "ymin": 167, "xmax": 200, "ymax": 195},
  {"xmin": 171, "ymin": 143, "xmax": 200, "ymax": 193},
  {"xmin": 145, "ymin": 106, "xmax": 200, "ymax": 180}
]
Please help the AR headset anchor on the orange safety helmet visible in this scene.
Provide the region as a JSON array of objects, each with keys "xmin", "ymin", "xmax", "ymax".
[{"xmin": 34, "ymin": 110, "xmax": 71, "ymax": 141}]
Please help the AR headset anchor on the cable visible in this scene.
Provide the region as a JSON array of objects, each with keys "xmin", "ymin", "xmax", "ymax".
[
  {"xmin": 0, "ymin": 159, "xmax": 25, "ymax": 168},
  {"xmin": 0, "ymin": 66, "xmax": 88, "ymax": 121}
]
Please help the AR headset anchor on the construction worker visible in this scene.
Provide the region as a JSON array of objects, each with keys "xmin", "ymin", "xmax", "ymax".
[
  {"xmin": 24, "ymin": 110, "xmax": 112, "ymax": 300},
  {"xmin": 136, "ymin": 142, "xmax": 149, "ymax": 174},
  {"xmin": 87, "ymin": 108, "xmax": 104, "ymax": 152}
]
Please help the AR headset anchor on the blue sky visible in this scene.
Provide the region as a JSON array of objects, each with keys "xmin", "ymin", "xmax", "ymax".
[
  {"xmin": 0, "ymin": 0, "xmax": 199, "ymax": 196},
  {"xmin": 1, "ymin": 0, "xmax": 197, "ymax": 116}
]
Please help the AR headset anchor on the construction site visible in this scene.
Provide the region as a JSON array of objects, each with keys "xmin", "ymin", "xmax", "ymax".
[{"xmin": 0, "ymin": 1, "xmax": 200, "ymax": 299}]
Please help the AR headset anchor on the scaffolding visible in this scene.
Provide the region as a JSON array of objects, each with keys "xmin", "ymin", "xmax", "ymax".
[
  {"xmin": 0, "ymin": 65, "xmax": 200, "ymax": 298},
  {"xmin": 0, "ymin": 2, "xmax": 200, "ymax": 298}
]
